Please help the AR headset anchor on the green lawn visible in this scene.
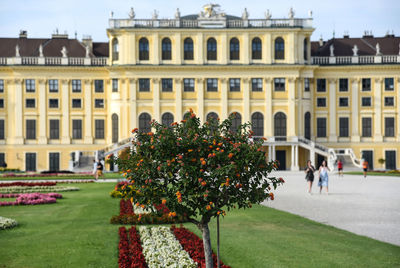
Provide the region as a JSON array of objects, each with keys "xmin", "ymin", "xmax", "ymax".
[
  {"xmin": 344, "ymin": 171, "xmax": 400, "ymax": 177},
  {"xmin": 0, "ymin": 172, "xmax": 123, "ymax": 181},
  {"xmin": 1, "ymin": 183, "xmax": 399, "ymax": 268}
]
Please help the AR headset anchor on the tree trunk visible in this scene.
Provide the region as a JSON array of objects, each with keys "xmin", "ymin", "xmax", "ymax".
[
  {"xmin": 217, "ymin": 215, "xmax": 221, "ymax": 268},
  {"xmin": 199, "ymin": 222, "xmax": 214, "ymax": 268}
]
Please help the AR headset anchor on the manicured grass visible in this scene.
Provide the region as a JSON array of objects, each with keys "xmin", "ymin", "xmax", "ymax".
[
  {"xmin": 344, "ymin": 171, "xmax": 400, "ymax": 177},
  {"xmin": 0, "ymin": 172, "xmax": 123, "ymax": 181},
  {"xmin": 1, "ymin": 183, "xmax": 400, "ymax": 268}
]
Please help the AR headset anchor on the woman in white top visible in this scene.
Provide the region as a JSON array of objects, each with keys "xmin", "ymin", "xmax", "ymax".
[{"xmin": 318, "ymin": 160, "xmax": 330, "ymax": 194}]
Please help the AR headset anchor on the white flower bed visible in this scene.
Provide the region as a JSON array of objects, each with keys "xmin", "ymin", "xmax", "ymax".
[
  {"xmin": 133, "ymin": 204, "xmax": 154, "ymax": 214},
  {"xmin": 138, "ymin": 226, "xmax": 196, "ymax": 268},
  {"xmin": 0, "ymin": 186, "xmax": 79, "ymax": 194},
  {"xmin": 0, "ymin": 216, "xmax": 18, "ymax": 230}
]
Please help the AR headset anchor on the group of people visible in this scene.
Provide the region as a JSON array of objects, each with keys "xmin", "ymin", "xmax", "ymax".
[
  {"xmin": 304, "ymin": 158, "xmax": 369, "ymax": 194},
  {"xmin": 92, "ymin": 160, "xmax": 104, "ymax": 180}
]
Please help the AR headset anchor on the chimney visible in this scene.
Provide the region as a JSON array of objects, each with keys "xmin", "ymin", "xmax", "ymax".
[
  {"xmin": 82, "ymin": 35, "xmax": 93, "ymax": 52},
  {"xmin": 343, "ymin": 31, "xmax": 349, "ymax": 38},
  {"xmin": 19, "ymin": 30, "xmax": 27, "ymax": 38},
  {"xmin": 363, "ymin": 30, "xmax": 373, "ymax": 38},
  {"xmin": 319, "ymin": 36, "xmax": 323, "ymax": 47},
  {"xmin": 52, "ymin": 29, "xmax": 68, "ymax": 39}
]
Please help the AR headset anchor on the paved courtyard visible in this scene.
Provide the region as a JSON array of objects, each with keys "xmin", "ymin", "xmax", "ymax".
[{"xmin": 262, "ymin": 171, "xmax": 400, "ymax": 246}]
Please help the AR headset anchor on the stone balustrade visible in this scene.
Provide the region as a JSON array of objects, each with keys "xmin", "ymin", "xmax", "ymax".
[
  {"xmin": 0, "ymin": 56, "xmax": 108, "ymax": 66},
  {"xmin": 312, "ymin": 55, "xmax": 400, "ymax": 65}
]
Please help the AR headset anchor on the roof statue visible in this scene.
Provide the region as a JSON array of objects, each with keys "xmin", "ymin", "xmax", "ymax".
[
  {"xmin": 128, "ymin": 7, "xmax": 135, "ymax": 19},
  {"xmin": 352, "ymin": 45, "xmax": 358, "ymax": 56},
  {"xmin": 308, "ymin": 10, "xmax": 313, "ymax": 18},
  {"xmin": 175, "ymin": 8, "xmax": 181, "ymax": 19},
  {"xmin": 61, "ymin": 46, "xmax": 67, "ymax": 58},
  {"xmin": 152, "ymin": 10, "xmax": 159, "ymax": 20},
  {"xmin": 85, "ymin": 45, "xmax": 90, "ymax": 58},
  {"xmin": 15, "ymin": 45, "xmax": 20, "ymax": 57},
  {"xmin": 39, "ymin": 44, "xmax": 43, "ymax": 57},
  {"xmin": 288, "ymin": 7, "xmax": 295, "ymax": 19},
  {"xmin": 242, "ymin": 8, "xmax": 249, "ymax": 20},
  {"xmin": 265, "ymin": 9, "xmax": 272, "ymax": 19},
  {"xmin": 200, "ymin": 3, "xmax": 224, "ymax": 18},
  {"xmin": 398, "ymin": 43, "xmax": 400, "ymax": 55},
  {"xmin": 110, "ymin": 11, "xmax": 114, "ymax": 18},
  {"xmin": 376, "ymin": 43, "xmax": 381, "ymax": 55},
  {"xmin": 329, "ymin": 44, "xmax": 334, "ymax": 57}
]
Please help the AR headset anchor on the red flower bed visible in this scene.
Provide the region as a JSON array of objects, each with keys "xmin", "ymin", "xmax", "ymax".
[
  {"xmin": 120, "ymin": 199, "xmax": 134, "ymax": 216},
  {"xmin": 118, "ymin": 226, "xmax": 147, "ymax": 268},
  {"xmin": 171, "ymin": 226, "xmax": 231, "ymax": 268},
  {"xmin": 0, "ymin": 182, "xmax": 57, "ymax": 187}
]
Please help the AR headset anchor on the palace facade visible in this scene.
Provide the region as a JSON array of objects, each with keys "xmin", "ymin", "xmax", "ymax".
[{"xmin": 0, "ymin": 5, "xmax": 399, "ymax": 172}]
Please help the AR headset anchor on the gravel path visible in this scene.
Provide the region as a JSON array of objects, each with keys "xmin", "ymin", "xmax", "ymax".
[{"xmin": 262, "ymin": 171, "xmax": 400, "ymax": 246}]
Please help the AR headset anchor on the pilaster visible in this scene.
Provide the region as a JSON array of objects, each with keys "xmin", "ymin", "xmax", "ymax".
[
  {"xmin": 288, "ymin": 77, "xmax": 296, "ymax": 137},
  {"xmin": 297, "ymin": 78, "xmax": 303, "ymax": 137},
  {"xmin": 220, "ymin": 34, "xmax": 227, "ymax": 64},
  {"xmin": 38, "ymin": 79, "xmax": 47, "ymax": 144},
  {"xmin": 61, "ymin": 79, "xmax": 70, "ymax": 144},
  {"xmin": 242, "ymin": 33, "xmax": 250, "ymax": 64},
  {"xmin": 152, "ymin": 33, "xmax": 159, "ymax": 65},
  {"xmin": 221, "ymin": 78, "xmax": 228, "ymax": 119},
  {"xmin": 196, "ymin": 33, "xmax": 204, "ymax": 64},
  {"xmin": 175, "ymin": 33, "xmax": 182, "ymax": 64},
  {"xmin": 83, "ymin": 79, "xmax": 93, "ymax": 143},
  {"xmin": 374, "ymin": 78, "xmax": 383, "ymax": 142},
  {"xmin": 129, "ymin": 78, "xmax": 137, "ymax": 130},
  {"xmin": 264, "ymin": 78, "xmax": 272, "ymax": 137},
  {"xmin": 152, "ymin": 78, "xmax": 160, "ymax": 122},
  {"xmin": 175, "ymin": 78, "xmax": 183, "ymax": 121},
  {"xmin": 265, "ymin": 34, "xmax": 272, "ymax": 64},
  {"xmin": 328, "ymin": 78, "xmax": 337, "ymax": 142},
  {"xmin": 351, "ymin": 78, "xmax": 360, "ymax": 142},
  {"xmin": 121, "ymin": 79, "xmax": 129, "ymax": 139},
  {"xmin": 13, "ymin": 79, "xmax": 23, "ymax": 144},
  {"xmin": 195, "ymin": 78, "xmax": 203, "ymax": 122},
  {"xmin": 243, "ymin": 78, "xmax": 250, "ymax": 123}
]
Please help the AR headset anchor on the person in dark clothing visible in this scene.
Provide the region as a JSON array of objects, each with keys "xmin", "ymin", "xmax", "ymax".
[{"xmin": 305, "ymin": 160, "xmax": 316, "ymax": 194}]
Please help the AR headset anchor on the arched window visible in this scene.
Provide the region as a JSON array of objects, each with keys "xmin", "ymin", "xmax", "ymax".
[
  {"xmin": 230, "ymin": 112, "xmax": 242, "ymax": 133},
  {"xmin": 162, "ymin": 112, "xmax": 174, "ymax": 126},
  {"xmin": 303, "ymin": 38, "xmax": 308, "ymax": 61},
  {"xmin": 274, "ymin": 37, "xmax": 285, "ymax": 60},
  {"xmin": 304, "ymin": 112, "xmax": 311, "ymax": 140},
  {"xmin": 206, "ymin": 112, "xmax": 219, "ymax": 121},
  {"xmin": 207, "ymin": 38, "xmax": 217, "ymax": 60},
  {"xmin": 112, "ymin": 38, "xmax": 119, "ymax": 61},
  {"xmin": 230, "ymin": 38, "xmax": 240, "ymax": 60},
  {"xmin": 251, "ymin": 112, "xmax": 264, "ymax": 137},
  {"xmin": 252, "ymin": 37, "xmax": 262, "ymax": 60},
  {"xmin": 138, "ymin": 113, "xmax": 151, "ymax": 133},
  {"xmin": 274, "ymin": 112, "xmax": 287, "ymax": 138},
  {"xmin": 162, "ymin": 38, "xmax": 172, "ymax": 60},
  {"xmin": 139, "ymin": 38, "xmax": 149, "ymax": 60},
  {"xmin": 184, "ymin": 38, "xmax": 194, "ymax": 60},
  {"xmin": 112, "ymin": 114, "xmax": 119, "ymax": 143}
]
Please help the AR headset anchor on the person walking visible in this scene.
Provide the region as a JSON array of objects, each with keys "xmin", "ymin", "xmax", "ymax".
[
  {"xmin": 337, "ymin": 159, "xmax": 343, "ymax": 178},
  {"xmin": 318, "ymin": 160, "xmax": 330, "ymax": 194},
  {"xmin": 96, "ymin": 160, "xmax": 104, "ymax": 180},
  {"xmin": 362, "ymin": 159, "xmax": 368, "ymax": 178},
  {"xmin": 92, "ymin": 160, "xmax": 98, "ymax": 180},
  {"xmin": 304, "ymin": 160, "xmax": 316, "ymax": 194}
]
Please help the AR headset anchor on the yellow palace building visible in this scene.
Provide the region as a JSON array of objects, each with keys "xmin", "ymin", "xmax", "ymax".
[{"xmin": 0, "ymin": 5, "xmax": 399, "ymax": 172}]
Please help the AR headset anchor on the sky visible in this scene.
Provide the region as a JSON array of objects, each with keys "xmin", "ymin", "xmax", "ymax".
[{"xmin": 1, "ymin": 0, "xmax": 399, "ymax": 42}]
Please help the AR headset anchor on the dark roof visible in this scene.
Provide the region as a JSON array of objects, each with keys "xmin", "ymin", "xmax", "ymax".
[
  {"xmin": 0, "ymin": 37, "xmax": 108, "ymax": 57},
  {"xmin": 311, "ymin": 35, "xmax": 400, "ymax": 56}
]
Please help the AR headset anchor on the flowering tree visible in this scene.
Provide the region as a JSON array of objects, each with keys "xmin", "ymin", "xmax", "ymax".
[{"xmin": 116, "ymin": 110, "xmax": 284, "ymax": 268}]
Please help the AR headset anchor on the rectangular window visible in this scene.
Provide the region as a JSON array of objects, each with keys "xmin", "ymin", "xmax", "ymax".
[
  {"xmin": 385, "ymin": 151, "xmax": 396, "ymax": 170},
  {"xmin": 362, "ymin": 78, "xmax": 371, "ymax": 91},
  {"xmin": 339, "ymin": 78, "xmax": 348, "ymax": 92},
  {"xmin": 25, "ymin": 153, "xmax": 36, "ymax": 172},
  {"xmin": 0, "ymin": 153, "xmax": 4, "ymax": 167},
  {"xmin": 385, "ymin": 117, "xmax": 395, "ymax": 137},
  {"xmin": 26, "ymin": 99, "xmax": 35, "ymax": 108},
  {"xmin": 316, "ymin": 79, "xmax": 326, "ymax": 92},
  {"xmin": 49, "ymin": 152, "xmax": 60, "ymax": 171},
  {"xmin": 229, "ymin": 78, "xmax": 241, "ymax": 92},
  {"xmin": 339, "ymin": 117, "xmax": 349, "ymax": 137},
  {"xmin": 95, "ymin": 99, "xmax": 104, "ymax": 108},
  {"xmin": 0, "ymin": 79, "xmax": 4, "ymax": 93},
  {"xmin": 207, "ymin": 78, "xmax": 218, "ymax": 92},
  {"xmin": 26, "ymin": 119, "xmax": 36, "ymax": 139},
  {"xmin": 0, "ymin": 119, "xmax": 4, "ymax": 139},
  {"xmin": 139, "ymin": 79, "xmax": 150, "ymax": 92},
  {"xmin": 95, "ymin": 119, "xmax": 105, "ymax": 139},
  {"xmin": 72, "ymin": 80, "xmax": 81, "ymax": 93},
  {"xmin": 0, "ymin": 99, "xmax": 4, "ymax": 108},
  {"xmin": 49, "ymin": 79, "xmax": 58, "ymax": 93},
  {"xmin": 317, "ymin": 98, "xmax": 326, "ymax": 107},
  {"xmin": 183, "ymin": 78, "xmax": 195, "ymax": 92},
  {"xmin": 25, "ymin": 79, "xmax": 35, "ymax": 93},
  {"xmin": 72, "ymin": 99, "xmax": 82, "ymax": 108},
  {"xmin": 94, "ymin": 80, "xmax": 104, "ymax": 93},
  {"xmin": 161, "ymin": 78, "xmax": 173, "ymax": 92},
  {"xmin": 384, "ymin": 78, "xmax": 394, "ymax": 91},
  {"xmin": 49, "ymin": 99, "xmax": 59, "ymax": 108},
  {"xmin": 384, "ymin": 97, "xmax": 394, "ymax": 107},
  {"xmin": 251, "ymin": 78, "xmax": 263, "ymax": 92},
  {"xmin": 304, "ymin": 78, "xmax": 310, "ymax": 92},
  {"xmin": 112, "ymin": 79, "xmax": 118, "ymax": 92},
  {"xmin": 49, "ymin": 119, "xmax": 59, "ymax": 140},
  {"xmin": 339, "ymin": 97, "xmax": 349, "ymax": 107},
  {"xmin": 362, "ymin": 118, "xmax": 372, "ymax": 137},
  {"xmin": 361, "ymin": 97, "xmax": 371, "ymax": 107},
  {"xmin": 317, "ymin": 118, "xmax": 326, "ymax": 137},
  {"xmin": 72, "ymin": 119, "xmax": 82, "ymax": 139},
  {"xmin": 274, "ymin": 78, "xmax": 285, "ymax": 91}
]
